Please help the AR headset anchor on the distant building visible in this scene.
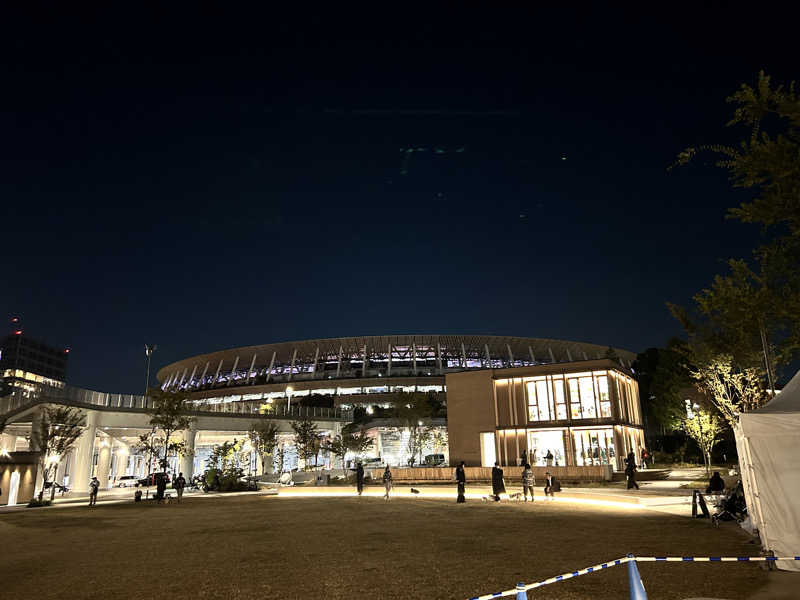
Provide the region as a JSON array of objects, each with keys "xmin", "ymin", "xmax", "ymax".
[{"xmin": 0, "ymin": 330, "xmax": 69, "ymax": 393}]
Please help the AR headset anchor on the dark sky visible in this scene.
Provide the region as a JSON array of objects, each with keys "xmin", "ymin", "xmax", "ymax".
[{"xmin": 1, "ymin": 6, "xmax": 795, "ymax": 393}]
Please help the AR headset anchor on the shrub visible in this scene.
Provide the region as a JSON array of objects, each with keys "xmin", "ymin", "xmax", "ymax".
[{"xmin": 27, "ymin": 498, "xmax": 52, "ymax": 508}]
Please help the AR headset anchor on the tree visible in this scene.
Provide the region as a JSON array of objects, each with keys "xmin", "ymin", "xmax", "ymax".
[
  {"xmin": 346, "ymin": 428, "xmax": 373, "ymax": 460},
  {"xmin": 204, "ymin": 440, "xmax": 247, "ymax": 492},
  {"xmin": 603, "ymin": 346, "xmax": 621, "ymax": 365},
  {"xmin": 689, "ymin": 353, "xmax": 767, "ymax": 429},
  {"xmin": 431, "ymin": 428, "xmax": 448, "ymax": 455},
  {"xmin": 405, "ymin": 423, "xmax": 433, "ymax": 467},
  {"xmin": 321, "ymin": 427, "xmax": 373, "ymax": 475},
  {"xmin": 672, "ymin": 72, "xmax": 800, "ymax": 390},
  {"xmin": 30, "ymin": 406, "xmax": 85, "ymax": 501},
  {"xmin": 291, "ymin": 417, "xmax": 319, "ymax": 470},
  {"xmin": 682, "ymin": 403, "xmax": 725, "ymax": 475},
  {"xmin": 633, "ymin": 344, "xmax": 694, "ymax": 436},
  {"xmin": 144, "ymin": 389, "xmax": 195, "ymax": 473},
  {"xmin": 321, "ymin": 435, "xmax": 349, "ymax": 471},
  {"xmin": 249, "ymin": 421, "xmax": 280, "ymax": 475},
  {"xmin": 390, "ymin": 391, "xmax": 437, "ymax": 466}
]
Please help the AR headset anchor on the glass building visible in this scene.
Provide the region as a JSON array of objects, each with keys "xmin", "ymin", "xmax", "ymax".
[{"xmin": 446, "ymin": 359, "xmax": 644, "ymax": 471}]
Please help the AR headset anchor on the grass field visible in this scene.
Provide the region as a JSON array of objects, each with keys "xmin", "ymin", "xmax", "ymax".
[{"xmin": 0, "ymin": 493, "xmax": 771, "ymax": 599}]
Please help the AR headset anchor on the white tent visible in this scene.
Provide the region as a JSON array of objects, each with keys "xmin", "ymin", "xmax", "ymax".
[{"xmin": 735, "ymin": 369, "xmax": 800, "ymax": 571}]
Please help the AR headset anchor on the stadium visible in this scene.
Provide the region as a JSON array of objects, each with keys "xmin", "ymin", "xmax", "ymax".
[{"xmin": 156, "ymin": 334, "xmax": 637, "ymax": 410}]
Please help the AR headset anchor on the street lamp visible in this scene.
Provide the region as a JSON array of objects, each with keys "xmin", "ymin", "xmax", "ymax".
[
  {"xmin": 144, "ymin": 344, "xmax": 157, "ymax": 400},
  {"xmin": 286, "ymin": 386, "xmax": 294, "ymax": 412}
]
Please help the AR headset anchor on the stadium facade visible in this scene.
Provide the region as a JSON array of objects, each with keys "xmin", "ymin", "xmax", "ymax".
[{"xmin": 156, "ymin": 334, "xmax": 637, "ymax": 410}]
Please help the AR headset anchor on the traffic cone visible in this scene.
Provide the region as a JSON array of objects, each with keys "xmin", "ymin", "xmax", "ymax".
[{"xmin": 626, "ymin": 555, "xmax": 648, "ymax": 600}]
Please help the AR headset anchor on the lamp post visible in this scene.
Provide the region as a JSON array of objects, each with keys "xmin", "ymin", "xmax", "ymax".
[
  {"xmin": 143, "ymin": 344, "xmax": 157, "ymax": 498},
  {"xmin": 286, "ymin": 386, "xmax": 294, "ymax": 413},
  {"xmin": 144, "ymin": 344, "xmax": 157, "ymax": 401}
]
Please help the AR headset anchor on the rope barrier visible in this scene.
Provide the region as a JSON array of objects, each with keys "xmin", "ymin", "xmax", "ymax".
[{"xmin": 468, "ymin": 555, "xmax": 800, "ymax": 600}]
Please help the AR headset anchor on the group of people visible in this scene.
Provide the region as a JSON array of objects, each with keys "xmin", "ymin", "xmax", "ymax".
[
  {"xmin": 365, "ymin": 461, "xmax": 562, "ymax": 502},
  {"xmin": 87, "ymin": 472, "xmax": 187, "ymax": 506},
  {"xmin": 486, "ymin": 462, "xmax": 561, "ymax": 502}
]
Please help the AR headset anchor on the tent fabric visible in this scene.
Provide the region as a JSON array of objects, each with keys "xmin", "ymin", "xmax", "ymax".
[
  {"xmin": 755, "ymin": 368, "xmax": 800, "ymax": 413},
  {"xmin": 736, "ymin": 368, "xmax": 800, "ymax": 572}
]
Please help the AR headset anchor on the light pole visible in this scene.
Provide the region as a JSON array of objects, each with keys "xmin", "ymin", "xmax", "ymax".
[
  {"xmin": 144, "ymin": 344, "xmax": 157, "ymax": 401},
  {"xmin": 286, "ymin": 386, "xmax": 294, "ymax": 413},
  {"xmin": 144, "ymin": 344, "xmax": 157, "ymax": 498}
]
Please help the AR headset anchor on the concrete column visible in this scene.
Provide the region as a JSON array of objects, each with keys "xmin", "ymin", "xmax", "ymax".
[
  {"xmin": 180, "ymin": 424, "xmax": 197, "ymax": 479},
  {"xmin": 72, "ymin": 410, "xmax": 97, "ymax": 493},
  {"xmin": 55, "ymin": 451, "xmax": 69, "ymax": 486},
  {"xmin": 96, "ymin": 438, "xmax": 112, "ymax": 489},
  {"xmin": 112, "ymin": 443, "xmax": 129, "ymax": 480},
  {"xmin": 0, "ymin": 433, "xmax": 16, "ymax": 453},
  {"xmin": 30, "ymin": 408, "xmax": 45, "ymax": 497}
]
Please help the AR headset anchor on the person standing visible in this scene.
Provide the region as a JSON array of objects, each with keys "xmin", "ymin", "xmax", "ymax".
[
  {"xmin": 545, "ymin": 450, "xmax": 554, "ymax": 467},
  {"xmin": 88, "ymin": 476, "xmax": 100, "ymax": 507},
  {"xmin": 640, "ymin": 448, "xmax": 650, "ymax": 470},
  {"xmin": 491, "ymin": 462, "xmax": 505, "ymax": 501},
  {"xmin": 456, "ymin": 461, "xmax": 466, "ymax": 503},
  {"xmin": 174, "ymin": 472, "xmax": 186, "ymax": 503},
  {"xmin": 706, "ymin": 471, "xmax": 725, "ymax": 495},
  {"xmin": 521, "ymin": 463, "xmax": 535, "ymax": 502},
  {"xmin": 156, "ymin": 473, "xmax": 167, "ymax": 503},
  {"xmin": 625, "ymin": 452, "xmax": 639, "ymax": 490},
  {"xmin": 382, "ymin": 466, "xmax": 393, "ymax": 501},
  {"xmin": 356, "ymin": 461, "xmax": 364, "ymax": 496}
]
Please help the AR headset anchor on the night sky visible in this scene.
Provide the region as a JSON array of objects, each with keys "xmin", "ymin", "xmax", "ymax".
[{"xmin": 2, "ymin": 6, "xmax": 795, "ymax": 393}]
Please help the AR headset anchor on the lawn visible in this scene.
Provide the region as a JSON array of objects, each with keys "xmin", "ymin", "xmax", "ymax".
[{"xmin": 0, "ymin": 493, "xmax": 770, "ymax": 599}]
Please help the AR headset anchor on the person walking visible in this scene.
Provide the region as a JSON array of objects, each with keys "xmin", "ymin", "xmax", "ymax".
[
  {"xmin": 625, "ymin": 451, "xmax": 639, "ymax": 490},
  {"xmin": 382, "ymin": 466, "xmax": 393, "ymax": 500},
  {"xmin": 174, "ymin": 472, "xmax": 186, "ymax": 502},
  {"xmin": 356, "ymin": 461, "xmax": 365, "ymax": 496},
  {"xmin": 491, "ymin": 462, "xmax": 505, "ymax": 501},
  {"xmin": 88, "ymin": 476, "xmax": 100, "ymax": 507},
  {"xmin": 521, "ymin": 463, "xmax": 535, "ymax": 502},
  {"xmin": 456, "ymin": 461, "xmax": 466, "ymax": 503}
]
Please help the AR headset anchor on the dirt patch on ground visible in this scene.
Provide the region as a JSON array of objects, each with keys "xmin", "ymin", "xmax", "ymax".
[{"xmin": 0, "ymin": 494, "xmax": 775, "ymax": 599}]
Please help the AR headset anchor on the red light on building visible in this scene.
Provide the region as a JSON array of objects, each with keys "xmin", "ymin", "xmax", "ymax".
[
  {"xmin": 65, "ymin": 348, "xmax": 70, "ymax": 353},
  {"xmin": 11, "ymin": 317, "xmax": 20, "ymax": 323},
  {"xmin": 14, "ymin": 330, "xmax": 23, "ymax": 335}
]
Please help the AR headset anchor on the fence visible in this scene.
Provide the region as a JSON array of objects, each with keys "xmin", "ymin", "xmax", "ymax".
[{"xmin": 469, "ymin": 554, "xmax": 800, "ymax": 600}]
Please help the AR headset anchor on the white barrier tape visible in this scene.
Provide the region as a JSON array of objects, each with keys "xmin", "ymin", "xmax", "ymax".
[
  {"xmin": 468, "ymin": 555, "xmax": 800, "ymax": 599},
  {"xmin": 469, "ymin": 556, "xmax": 631, "ymax": 599}
]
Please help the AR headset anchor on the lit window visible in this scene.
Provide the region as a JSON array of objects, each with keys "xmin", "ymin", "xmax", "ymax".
[
  {"xmin": 579, "ymin": 377, "xmax": 597, "ymax": 418},
  {"xmin": 552, "ymin": 377, "xmax": 567, "ymax": 419},
  {"xmin": 596, "ymin": 375, "xmax": 612, "ymax": 417},
  {"xmin": 568, "ymin": 378, "xmax": 582, "ymax": 418}
]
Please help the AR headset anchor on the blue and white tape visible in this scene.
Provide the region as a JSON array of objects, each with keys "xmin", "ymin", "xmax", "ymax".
[{"xmin": 468, "ymin": 555, "xmax": 800, "ymax": 600}]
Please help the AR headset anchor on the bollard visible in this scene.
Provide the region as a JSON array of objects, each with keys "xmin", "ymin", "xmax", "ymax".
[
  {"xmin": 515, "ymin": 582, "xmax": 526, "ymax": 600},
  {"xmin": 626, "ymin": 555, "xmax": 648, "ymax": 600},
  {"xmin": 691, "ymin": 490, "xmax": 698, "ymax": 518}
]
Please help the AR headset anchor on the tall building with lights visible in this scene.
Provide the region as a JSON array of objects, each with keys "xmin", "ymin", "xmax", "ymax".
[{"xmin": 0, "ymin": 321, "xmax": 69, "ymax": 393}]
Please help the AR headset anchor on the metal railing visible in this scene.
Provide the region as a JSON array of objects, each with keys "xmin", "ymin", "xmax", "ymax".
[{"xmin": 0, "ymin": 383, "xmax": 352, "ymax": 422}]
